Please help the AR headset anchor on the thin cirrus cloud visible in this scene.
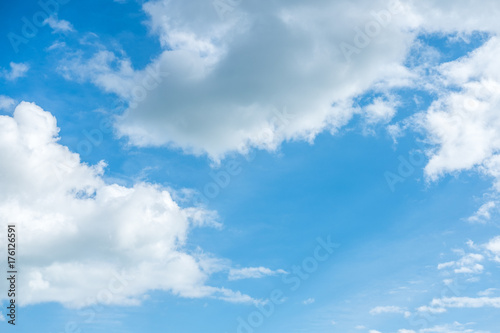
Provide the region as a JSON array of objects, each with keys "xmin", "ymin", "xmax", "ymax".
[
  {"xmin": 397, "ymin": 322, "xmax": 487, "ymax": 333},
  {"xmin": 369, "ymin": 305, "xmax": 410, "ymax": 317},
  {"xmin": 416, "ymin": 305, "xmax": 447, "ymax": 314},
  {"xmin": 228, "ymin": 266, "xmax": 287, "ymax": 281},
  {"xmin": 430, "ymin": 296, "xmax": 500, "ymax": 309},
  {"xmin": 0, "ymin": 101, "xmax": 275, "ymax": 307}
]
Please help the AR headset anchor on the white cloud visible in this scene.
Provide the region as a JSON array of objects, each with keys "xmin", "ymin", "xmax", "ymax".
[
  {"xmin": 60, "ymin": 0, "xmax": 415, "ymax": 160},
  {"xmin": 437, "ymin": 253, "xmax": 484, "ymax": 274},
  {"xmin": 398, "ymin": 330, "xmax": 416, "ymax": 333},
  {"xmin": 418, "ymin": 322, "xmax": 489, "ymax": 333},
  {"xmin": 416, "ymin": 305, "xmax": 447, "ymax": 314},
  {"xmin": 477, "ymin": 288, "xmax": 498, "ymax": 297},
  {"xmin": 0, "ymin": 102, "xmax": 255, "ymax": 308},
  {"xmin": 303, "ymin": 298, "xmax": 315, "ymax": 305},
  {"xmin": 369, "ymin": 330, "xmax": 382, "ymax": 333},
  {"xmin": 431, "ymin": 296, "xmax": 500, "ymax": 309},
  {"xmin": 363, "ymin": 96, "xmax": 399, "ymax": 124},
  {"xmin": 484, "ymin": 235, "xmax": 500, "ymax": 254},
  {"xmin": 47, "ymin": 41, "xmax": 67, "ymax": 51},
  {"xmin": 53, "ymin": 0, "xmax": 500, "ymax": 163},
  {"xmin": 484, "ymin": 235, "xmax": 500, "ymax": 262},
  {"xmin": 369, "ymin": 305, "xmax": 407, "ymax": 315},
  {"xmin": 1, "ymin": 62, "xmax": 29, "ymax": 81},
  {"xmin": 0, "ymin": 96, "xmax": 15, "ymax": 111},
  {"xmin": 413, "ymin": 37, "xmax": 500, "ymax": 188},
  {"xmin": 44, "ymin": 16, "xmax": 75, "ymax": 33},
  {"xmin": 468, "ymin": 201, "xmax": 496, "ymax": 223},
  {"xmin": 228, "ymin": 266, "xmax": 287, "ymax": 281}
]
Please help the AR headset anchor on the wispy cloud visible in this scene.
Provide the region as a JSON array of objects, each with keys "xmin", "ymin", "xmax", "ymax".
[
  {"xmin": 0, "ymin": 96, "xmax": 15, "ymax": 111},
  {"xmin": 468, "ymin": 201, "xmax": 496, "ymax": 223},
  {"xmin": 431, "ymin": 296, "xmax": 500, "ymax": 309},
  {"xmin": 43, "ymin": 16, "xmax": 75, "ymax": 33},
  {"xmin": 302, "ymin": 298, "xmax": 315, "ymax": 305},
  {"xmin": 1, "ymin": 62, "xmax": 29, "ymax": 81},
  {"xmin": 437, "ymin": 253, "xmax": 484, "ymax": 274},
  {"xmin": 228, "ymin": 267, "xmax": 287, "ymax": 281},
  {"xmin": 370, "ymin": 305, "xmax": 410, "ymax": 318}
]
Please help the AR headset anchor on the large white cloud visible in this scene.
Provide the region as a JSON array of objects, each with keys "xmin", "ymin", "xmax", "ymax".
[
  {"xmin": 56, "ymin": 0, "xmax": 500, "ymax": 169},
  {"xmin": 0, "ymin": 102, "xmax": 258, "ymax": 308},
  {"xmin": 417, "ymin": 37, "xmax": 500, "ymax": 183},
  {"xmin": 79, "ymin": 0, "xmax": 500, "ymax": 162},
  {"xmin": 60, "ymin": 0, "xmax": 417, "ymax": 160}
]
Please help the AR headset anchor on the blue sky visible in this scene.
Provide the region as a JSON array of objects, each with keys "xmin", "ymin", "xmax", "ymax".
[{"xmin": 1, "ymin": 0, "xmax": 500, "ymax": 332}]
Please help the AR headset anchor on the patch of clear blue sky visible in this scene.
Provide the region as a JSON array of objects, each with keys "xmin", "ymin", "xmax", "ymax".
[{"xmin": 1, "ymin": 1, "xmax": 499, "ymax": 332}]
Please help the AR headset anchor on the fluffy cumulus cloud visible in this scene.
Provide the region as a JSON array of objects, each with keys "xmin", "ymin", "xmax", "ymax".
[
  {"xmin": 62, "ymin": 0, "xmax": 418, "ymax": 160},
  {"xmin": 52, "ymin": 0, "xmax": 500, "ymax": 189},
  {"xmin": 418, "ymin": 37, "xmax": 500, "ymax": 183},
  {"xmin": 0, "ymin": 102, "xmax": 258, "ymax": 308},
  {"xmin": 484, "ymin": 236, "xmax": 500, "ymax": 262},
  {"xmin": 57, "ymin": 0, "xmax": 500, "ymax": 162}
]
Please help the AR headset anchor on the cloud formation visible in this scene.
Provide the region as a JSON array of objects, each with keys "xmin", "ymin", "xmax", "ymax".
[
  {"xmin": 61, "ymin": 0, "xmax": 415, "ymax": 160},
  {"xmin": 437, "ymin": 253, "xmax": 484, "ymax": 274},
  {"xmin": 43, "ymin": 16, "xmax": 75, "ymax": 33},
  {"xmin": 418, "ymin": 37, "xmax": 500, "ymax": 183},
  {"xmin": 370, "ymin": 305, "xmax": 410, "ymax": 317},
  {"xmin": 0, "ymin": 102, "xmax": 254, "ymax": 308},
  {"xmin": 431, "ymin": 296, "xmax": 500, "ymax": 309},
  {"xmin": 0, "ymin": 95, "xmax": 15, "ymax": 111},
  {"xmin": 228, "ymin": 266, "xmax": 287, "ymax": 280},
  {"xmin": 1, "ymin": 62, "xmax": 29, "ymax": 81}
]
